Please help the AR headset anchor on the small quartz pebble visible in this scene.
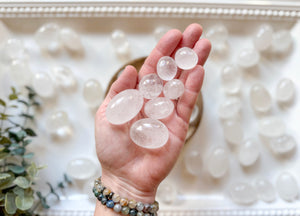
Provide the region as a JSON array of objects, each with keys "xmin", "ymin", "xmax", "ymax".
[
  {"xmin": 230, "ymin": 182, "xmax": 257, "ymax": 205},
  {"xmin": 130, "ymin": 118, "xmax": 169, "ymax": 149},
  {"xmin": 157, "ymin": 182, "xmax": 177, "ymax": 204},
  {"xmin": 206, "ymin": 146, "xmax": 229, "ymax": 178},
  {"xmin": 139, "ymin": 74, "xmax": 163, "ymax": 99},
  {"xmin": 276, "ymin": 78, "xmax": 295, "ymax": 103},
  {"xmin": 144, "ymin": 97, "xmax": 174, "ymax": 120},
  {"xmin": 59, "ymin": 27, "xmax": 83, "ymax": 52},
  {"xmin": 271, "ymin": 30, "xmax": 292, "ymax": 53},
  {"xmin": 253, "ymin": 24, "xmax": 274, "ymax": 51},
  {"xmin": 238, "ymin": 139, "xmax": 260, "ymax": 167},
  {"xmin": 218, "ymin": 97, "xmax": 242, "ymax": 120},
  {"xmin": 237, "ymin": 48, "xmax": 260, "ymax": 68},
  {"xmin": 83, "ymin": 79, "xmax": 103, "ymax": 108},
  {"xmin": 163, "ymin": 79, "xmax": 184, "ymax": 100},
  {"xmin": 46, "ymin": 111, "xmax": 70, "ymax": 135},
  {"xmin": 113, "ymin": 204, "xmax": 122, "ymax": 213},
  {"xmin": 223, "ymin": 120, "xmax": 243, "ymax": 145},
  {"xmin": 51, "ymin": 65, "xmax": 77, "ymax": 89},
  {"xmin": 276, "ymin": 172, "xmax": 299, "ymax": 201},
  {"xmin": 269, "ymin": 134, "xmax": 296, "ymax": 155},
  {"xmin": 157, "ymin": 56, "xmax": 177, "ymax": 81},
  {"xmin": 250, "ymin": 84, "xmax": 272, "ymax": 113},
  {"xmin": 189, "ymin": 105, "xmax": 199, "ymax": 124},
  {"xmin": 205, "ymin": 24, "xmax": 229, "ymax": 47},
  {"xmin": 258, "ymin": 116, "xmax": 286, "ymax": 138},
  {"xmin": 184, "ymin": 149, "xmax": 202, "ymax": 176},
  {"xmin": 32, "ymin": 72, "xmax": 56, "ymax": 98},
  {"xmin": 35, "ymin": 23, "xmax": 61, "ymax": 53},
  {"xmin": 66, "ymin": 158, "xmax": 97, "ymax": 180},
  {"xmin": 154, "ymin": 26, "xmax": 171, "ymax": 42},
  {"xmin": 174, "ymin": 47, "xmax": 198, "ymax": 70},
  {"xmin": 1, "ymin": 38, "xmax": 27, "ymax": 63},
  {"xmin": 221, "ymin": 65, "xmax": 241, "ymax": 95},
  {"xmin": 111, "ymin": 30, "xmax": 130, "ymax": 56},
  {"xmin": 106, "ymin": 89, "xmax": 143, "ymax": 125},
  {"xmin": 254, "ymin": 178, "xmax": 276, "ymax": 202},
  {"xmin": 10, "ymin": 59, "xmax": 32, "ymax": 86}
]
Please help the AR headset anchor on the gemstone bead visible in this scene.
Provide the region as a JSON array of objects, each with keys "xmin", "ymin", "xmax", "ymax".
[
  {"xmin": 120, "ymin": 198, "xmax": 128, "ymax": 206},
  {"xmin": 250, "ymin": 84, "xmax": 272, "ymax": 112},
  {"xmin": 113, "ymin": 204, "xmax": 122, "ymax": 213},
  {"xmin": 35, "ymin": 23, "xmax": 61, "ymax": 53},
  {"xmin": 144, "ymin": 213, "xmax": 150, "ymax": 216},
  {"xmin": 10, "ymin": 59, "xmax": 32, "ymax": 86},
  {"xmin": 258, "ymin": 116, "xmax": 286, "ymax": 138},
  {"xmin": 254, "ymin": 178, "xmax": 276, "ymax": 202},
  {"xmin": 154, "ymin": 26, "xmax": 171, "ymax": 42},
  {"xmin": 229, "ymin": 182, "xmax": 257, "ymax": 205},
  {"xmin": 137, "ymin": 212, "xmax": 144, "ymax": 216},
  {"xmin": 237, "ymin": 48, "xmax": 260, "ymax": 68},
  {"xmin": 157, "ymin": 56, "xmax": 177, "ymax": 81},
  {"xmin": 46, "ymin": 110, "xmax": 70, "ymax": 135},
  {"xmin": 220, "ymin": 65, "xmax": 241, "ymax": 95},
  {"xmin": 184, "ymin": 149, "xmax": 202, "ymax": 176},
  {"xmin": 218, "ymin": 97, "xmax": 242, "ymax": 120},
  {"xmin": 66, "ymin": 158, "xmax": 97, "ymax": 180},
  {"xmin": 59, "ymin": 27, "xmax": 83, "ymax": 52},
  {"xmin": 143, "ymin": 204, "xmax": 151, "ymax": 212},
  {"xmin": 32, "ymin": 72, "xmax": 56, "ymax": 98},
  {"xmin": 103, "ymin": 188, "xmax": 111, "ymax": 196},
  {"xmin": 129, "ymin": 209, "xmax": 138, "ymax": 216},
  {"xmin": 149, "ymin": 204, "xmax": 158, "ymax": 213},
  {"xmin": 144, "ymin": 97, "xmax": 174, "ymax": 119},
  {"xmin": 121, "ymin": 206, "xmax": 130, "ymax": 215},
  {"xmin": 106, "ymin": 200, "xmax": 115, "ymax": 208},
  {"xmin": 206, "ymin": 146, "xmax": 229, "ymax": 178},
  {"xmin": 238, "ymin": 139, "xmax": 260, "ymax": 167},
  {"xmin": 276, "ymin": 172, "xmax": 298, "ymax": 201},
  {"xmin": 108, "ymin": 192, "xmax": 114, "ymax": 200},
  {"xmin": 253, "ymin": 24, "xmax": 273, "ymax": 51},
  {"xmin": 175, "ymin": 47, "xmax": 198, "ymax": 70},
  {"xmin": 128, "ymin": 200, "xmax": 137, "ymax": 208},
  {"xmin": 139, "ymin": 74, "xmax": 163, "ymax": 99},
  {"xmin": 276, "ymin": 78, "xmax": 295, "ymax": 103},
  {"xmin": 112, "ymin": 194, "xmax": 121, "ymax": 203},
  {"xmin": 101, "ymin": 197, "xmax": 107, "ymax": 205},
  {"xmin": 163, "ymin": 79, "xmax": 185, "ymax": 100},
  {"xmin": 223, "ymin": 120, "xmax": 243, "ymax": 145},
  {"xmin": 51, "ymin": 65, "xmax": 77, "ymax": 89},
  {"xmin": 83, "ymin": 79, "xmax": 103, "ymax": 108},
  {"xmin": 205, "ymin": 24, "xmax": 228, "ymax": 47},
  {"xmin": 136, "ymin": 202, "xmax": 144, "ymax": 211},
  {"xmin": 269, "ymin": 134, "xmax": 296, "ymax": 155},
  {"xmin": 97, "ymin": 193, "xmax": 103, "ymax": 201},
  {"xmin": 271, "ymin": 30, "xmax": 292, "ymax": 53},
  {"xmin": 111, "ymin": 30, "xmax": 130, "ymax": 56}
]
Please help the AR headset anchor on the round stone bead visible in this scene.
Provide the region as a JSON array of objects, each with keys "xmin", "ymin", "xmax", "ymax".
[
  {"xmin": 174, "ymin": 47, "xmax": 198, "ymax": 70},
  {"xmin": 237, "ymin": 48, "xmax": 260, "ymax": 68},
  {"xmin": 113, "ymin": 204, "xmax": 122, "ymax": 213},
  {"xmin": 130, "ymin": 118, "xmax": 169, "ymax": 149},
  {"xmin": 229, "ymin": 182, "xmax": 257, "ymax": 205},
  {"xmin": 129, "ymin": 209, "xmax": 138, "ymax": 216},
  {"xmin": 51, "ymin": 65, "xmax": 77, "ymax": 89},
  {"xmin": 112, "ymin": 194, "xmax": 121, "ymax": 203},
  {"xmin": 157, "ymin": 56, "xmax": 177, "ymax": 81},
  {"xmin": 46, "ymin": 110, "xmax": 70, "ymax": 134},
  {"xmin": 269, "ymin": 134, "xmax": 296, "ymax": 155},
  {"xmin": 206, "ymin": 146, "xmax": 229, "ymax": 178},
  {"xmin": 101, "ymin": 197, "xmax": 107, "ymax": 205},
  {"xmin": 97, "ymin": 193, "xmax": 104, "ymax": 201},
  {"xmin": 136, "ymin": 202, "xmax": 144, "ymax": 211},
  {"xmin": 258, "ymin": 116, "xmax": 286, "ymax": 138},
  {"xmin": 128, "ymin": 200, "xmax": 137, "ymax": 209},
  {"xmin": 144, "ymin": 214, "xmax": 150, "ymax": 216},
  {"xmin": 120, "ymin": 198, "xmax": 128, "ymax": 206},
  {"xmin": 111, "ymin": 30, "xmax": 130, "ymax": 56},
  {"xmin": 205, "ymin": 24, "xmax": 228, "ymax": 46},
  {"xmin": 163, "ymin": 79, "xmax": 185, "ymax": 100},
  {"xmin": 83, "ymin": 79, "xmax": 103, "ymax": 108},
  {"xmin": 276, "ymin": 78, "xmax": 295, "ymax": 103},
  {"xmin": 154, "ymin": 26, "xmax": 171, "ymax": 42},
  {"xmin": 143, "ymin": 204, "xmax": 151, "ymax": 212},
  {"xmin": 157, "ymin": 182, "xmax": 177, "ymax": 204},
  {"xmin": 218, "ymin": 97, "xmax": 242, "ymax": 120},
  {"xmin": 106, "ymin": 89, "xmax": 144, "ymax": 125},
  {"xmin": 59, "ymin": 27, "xmax": 83, "ymax": 52},
  {"xmin": 32, "ymin": 72, "xmax": 56, "ymax": 98},
  {"xmin": 121, "ymin": 206, "xmax": 130, "ymax": 215},
  {"xmin": 103, "ymin": 188, "xmax": 111, "ymax": 196},
  {"xmin": 220, "ymin": 65, "xmax": 241, "ymax": 95},
  {"xmin": 35, "ymin": 23, "xmax": 61, "ymax": 53},
  {"xmin": 139, "ymin": 74, "xmax": 163, "ymax": 99},
  {"xmin": 149, "ymin": 204, "xmax": 158, "ymax": 213},
  {"xmin": 10, "ymin": 59, "xmax": 32, "ymax": 86},
  {"xmin": 271, "ymin": 30, "xmax": 292, "ymax": 53},
  {"xmin": 184, "ymin": 149, "xmax": 202, "ymax": 176},
  {"xmin": 250, "ymin": 84, "xmax": 272, "ymax": 113},
  {"xmin": 254, "ymin": 178, "xmax": 276, "ymax": 203},
  {"xmin": 106, "ymin": 200, "xmax": 115, "ymax": 208},
  {"xmin": 276, "ymin": 172, "xmax": 298, "ymax": 201},
  {"xmin": 66, "ymin": 158, "xmax": 97, "ymax": 180},
  {"xmin": 144, "ymin": 97, "xmax": 174, "ymax": 119},
  {"xmin": 253, "ymin": 24, "xmax": 274, "ymax": 51},
  {"xmin": 238, "ymin": 139, "xmax": 260, "ymax": 167},
  {"xmin": 223, "ymin": 120, "xmax": 243, "ymax": 145},
  {"xmin": 137, "ymin": 212, "xmax": 144, "ymax": 216},
  {"xmin": 1, "ymin": 38, "xmax": 27, "ymax": 63}
]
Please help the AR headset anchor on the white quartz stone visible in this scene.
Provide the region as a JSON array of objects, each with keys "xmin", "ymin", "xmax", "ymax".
[
  {"xmin": 1, "ymin": 38, "xmax": 27, "ymax": 63},
  {"xmin": 269, "ymin": 134, "xmax": 296, "ymax": 155},
  {"xmin": 190, "ymin": 105, "xmax": 199, "ymax": 124},
  {"xmin": 237, "ymin": 48, "xmax": 260, "ymax": 68},
  {"xmin": 157, "ymin": 182, "xmax": 177, "ymax": 204},
  {"xmin": 83, "ymin": 79, "xmax": 103, "ymax": 108},
  {"xmin": 144, "ymin": 97, "xmax": 174, "ymax": 120},
  {"xmin": 218, "ymin": 97, "xmax": 242, "ymax": 120},
  {"xmin": 46, "ymin": 110, "xmax": 70, "ymax": 135},
  {"xmin": 10, "ymin": 59, "xmax": 32, "ymax": 86},
  {"xmin": 230, "ymin": 182, "xmax": 257, "ymax": 205},
  {"xmin": 157, "ymin": 56, "xmax": 177, "ymax": 81},
  {"xmin": 206, "ymin": 146, "xmax": 229, "ymax": 178},
  {"xmin": 253, "ymin": 24, "xmax": 274, "ymax": 51},
  {"xmin": 154, "ymin": 26, "xmax": 171, "ymax": 42},
  {"xmin": 221, "ymin": 65, "xmax": 241, "ymax": 95},
  {"xmin": 276, "ymin": 172, "xmax": 298, "ymax": 202},
  {"xmin": 238, "ymin": 139, "xmax": 260, "ymax": 167},
  {"xmin": 223, "ymin": 120, "xmax": 243, "ymax": 145},
  {"xmin": 32, "ymin": 72, "xmax": 56, "ymax": 98},
  {"xmin": 66, "ymin": 158, "xmax": 97, "ymax": 180},
  {"xmin": 139, "ymin": 73, "xmax": 163, "ymax": 99},
  {"xmin": 276, "ymin": 78, "xmax": 295, "ymax": 103},
  {"xmin": 163, "ymin": 79, "xmax": 184, "ymax": 100},
  {"xmin": 106, "ymin": 89, "xmax": 143, "ymax": 125},
  {"xmin": 59, "ymin": 27, "xmax": 83, "ymax": 52},
  {"xmin": 51, "ymin": 65, "xmax": 77, "ymax": 89},
  {"xmin": 254, "ymin": 178, "xmax": 276, "ymax": 202},
  {"xmin": 271, "ymin": 30, "xmax": 292, "ymax": 53},
  {"xmin": 258, "ymin": 116, "xmax": 286, "ymax": 138},
  {"xmin": 111, "ymin": 30, "xmax": 130, "ymax": 56},
  {"xmin": 184, "ymin": 149, "xmax": 202, "ymax": 176},
  {"xmin": 250, "ymin": 84, "xmax": 272, "ymax": 113},
  {"xmin": 130, "ymin": 118, "xmax": 169, "ymax": 149},
  {"xmin": 174, "ymin": 47, "xmax": 198, "ymax": 70},
  {"xmin": 35, "ymin": 23, "xmax": 61, "ymax": 53},
  {"xmin": 206, "ymin": 24, "xmax": 229, "ymax": 46}
]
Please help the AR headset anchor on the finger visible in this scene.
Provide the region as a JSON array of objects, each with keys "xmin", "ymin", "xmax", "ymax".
[{"xmin": 193, "ymin": 38, "xmax": 212, "ymax": 66}]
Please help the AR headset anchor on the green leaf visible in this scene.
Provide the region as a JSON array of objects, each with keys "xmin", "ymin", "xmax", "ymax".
[
  {"xmin": 27, "ymin": 163, "xmax": 38, "ymax": 179},
  {"xmin": 8, "ymin": 165, "xmax": 25, "ymax": 174},
  {"xmin": 0, "ymin": 193, "xmax": 4, "ymax": 202},
  {"xmin": 32, "ymin": 101, "xmax": 40, "ymax": 107},
  {"xmin": 13, "ymin": 187, "xmax": 25, "ymax": 197},
  {"xmin": 15, "ymin": 194, "xmax": 34, "ymax": 210},
  {"xmin": 57, "ymin": 182, "xmax": 64, "ymax": 189},
  {"xmin": 0, "ymin": 173, "xmax": 14, "ymax": 189},
  {"xmin": 5, "ymin": 192, "xmax": 17, "ymax": 214},
  {"xmin": 11, "ymin": 87, "xmax": 17, "ymax": 95},
  {"xmin": 24, "ymin": 128, "xmax": 37, "ymax": 137},
  {"xmin": 47, "ymin": 182, "xmax": 60, "ymax": 200},
  {"xmin": 0, "ymin": 136, "xmax": 11, "ymax": 145},
  {"xmin": 0, "ymin": 113, "xmax": 9, "ymax": 120},
  {"xmin": 17, "ymin": 99, "xmax": 29, "ymax": 106},
  {"xmin": 0, "ymin": 99, "xmax": 6, "ymax": 107},
  {"xmin": 23, "ymin": 139, "xmax": 32, "ymax": 146},
  {"xmin": 0, "ymin": 152, "xmax": 9, "ymax": 160},
  {"xmin": 64, "ymin": 173, "xmax": 72, "ymax": 184},
  {"xmin": 11, "ymin": 147, "xmax": 25, "ymax": 155},
  {"xmin": 9, "ymin": 94, "xmax": 18, "ymax": 100},
  {"xmin": 19, "ymin": 113, "xmax": 34, "ymax": 120},
  {"xmin": 13, "ymin": 176, "xmax": 30, "ymax": 189},
  {"xmin": 0, "ymin": 173, "xmax": 11, "ymax": 181},
  {"xmin": 23, "ymin": 152, "xmax": 34, "ymax": 159},
  {"xmin": 36, "ymin": 191, "xmax": 50, "ymax": 209}
]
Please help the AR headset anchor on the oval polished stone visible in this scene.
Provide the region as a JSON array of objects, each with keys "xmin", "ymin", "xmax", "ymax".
[
  {"xmin": 2, "ymin": 38, "xmax": 27, "ymax": 62},
  {"xmin": 184, "ymin": 149, "xmax": 202, "ymax": 176},
  {"xmin": 269, "ymin": 134, "xmax": 296, "ymax": 155},
  {"xmin": 206, "ymin": 146, "xmax": 229, "ymax": 178},
  {"xmin": 271, "ymin": 30, "xmax": 292, "ymax": 53},
  {"xmin": 254, "ymin": 178, "xmax": 276, "ymax": 203},
  {"xmin": 276, "ymin": 172, "xmax": 298, "ymax": 201},
  {"xmin": 206, "ymin": 24, "xmax": 229, "ymax": 45},
  {"xmin": 163, "ymin": 79, "xmax": 185, "ymax": 100},
  {"xmin": 237, "ymin": 48, "xmax": 260, "ymax": 68},
  {"xmin": 223, "ymin": 120, "xmax": 243, "ymax": 145},
  {"xmin": 253, "ymin": 24, "xmax": 273, "ymax": 51},
  {"xmin": 139, "ymin": 74, "xmax": 163, "ymax": 99},
  {"xmin": 230, "ymin": 182, "xmax": 257, "ymax": 205},
  {"xmin": 66, "ymin": 158, "xmax": 97, "ymax": 180},
  {"xmin": 130, "ymin": 118, "xmax": 169, "ymax": 149},
  {"xmin": 258, "ymin": 116, "xmax": 286, "ymax": 138},
  {"xmin": 106, "ymin": 89, "xmax": 143, "ymax": 125},
  {"xmin": 51, "ymin": 65, "xmax": 77, "ymax": 89},
  {"xmin": 157, "ymin": 182, "xmax": 177, "ymax": 204},
  {"xmin": 221, "ymin": 65, "xmax": 241, "ymax": 95},
  {"xmin": 144, "ymin": 97, "xmax": 174, "ymax": 119},
  {"xmin": 218, "ymin": 97, "xmax": 242, "ymax": 120},
  {"xmin": 174, "ymin": 47, "xmax": 198, "ymax": 70},
  {"xmin": 83, "ymin": 79, "xmax": 103, "ymax": 108},
  {"xmin": 250, "ymin": 84, "xmax": 272, "ymax": 113},
  {"xmin": 46, "ymin": 110, "xmax": 70, "ymax": 134},
  {"xmin": 35, "ymin": 23, "xmax": 61, "ymax": 53},
  {"xmin": 60, "ymin": 27, "xmax": 83, "ymax": 52},
  {"xmin": 157, "ymin": 56, "xmax": 177, "ymax": 81},
  {"xmin": 10, "ymin": 59, "xmax": 32, "ymax": 86},
  {"xmin": 111, "ymin": 30, "xmax": 130, "ymax": 56},
  {"xmin": 32, "ymin": 72, "xmax": 56, "ymax": 98},
  {"xmin": 276, "ymin": 78, "xmax": 295, "ymax": 103},
  {"xmin": 238, "ymin": 139, "xmax": 260, "ymax": 167}
]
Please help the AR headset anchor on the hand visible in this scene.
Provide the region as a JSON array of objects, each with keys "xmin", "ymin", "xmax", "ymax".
[{"xmin": 94, "ymin": 23, "xmax": 211, "ymax": 215}]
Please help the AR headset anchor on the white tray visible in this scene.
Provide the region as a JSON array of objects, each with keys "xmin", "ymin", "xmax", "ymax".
[{"xmin": 0, "ymin": 1, "xmax": 300, "ymax": 216}]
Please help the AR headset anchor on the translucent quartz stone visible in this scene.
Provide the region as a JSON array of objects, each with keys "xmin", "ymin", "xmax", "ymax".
[
  {"xmin": 254, "ymin": 178, "xmax": 276, "ymax": 202},
  {"xmin": 156, "ymin": 56, "xmax": 177, "ymax": 81},
  {"xmin": 238, "ymin": 139, "xmax": 260, "ymax": 167},
  {"xmin": 163, "ymin": 79, "xmax": 184, "ymax": 100},
  {"xmin": 229, "ymin": 182, "xmax": 257, "ymax": 205},
  {"xmin": 250, "ymin": 84, "xmax": 272, "ymax": 112},
  {"xmin": 144, "ymin": 97, "xmax": 174, "ymax": 120},
  {"xmin": 157, "ymin": 182, "xmax": 177, "ymax": 204},
  {"xmin": 66, "ymin": 158, "xmax": 97, "ymax": 180},
  {"xmin": 218, "ymin": 97, "xmax": 242, "ymax": 120},
  {"xmin": 174, "ymin": 47, "xmax": 198, "ymax": 70},
  {"xmin": 206, "ymin": 146, "xmax": 229, "ymax": 178},
  {"xmin": 10, "ymin": 59, "xmax": 32, "ymax": 86},
  {"xmin": 253, "ymin": 24, "xmax": 274, "ymax": 51},
  {"xmin": 154, "ymin": 26, "xmax": 171, "ymax": 42},
  {"xmin": 130, "ymin": 118, "xmax": 169, "ymax": 149},
  {"xmin": 46, "ymin": 111, "xmax": 70, "ymax": 135},
  {"xmin": 1, "ymin": 38, "xmax": 27, "ymax": 63},
  {"xmin": 190, "ymin": 105, "xmax": 199, "ymax": 124},
  {"xmin": 59, "ymin": 27, "xmax": 83, "ymax": 52},
  {"xmin": 32, "ymin": 72, "xmax": 55, "ymax": 98},
  {"xmin": 139, "ymin": 74, "xmax": 163, "ymax": 99},
  {"xmin": 221, "ymin": 65, "xmax": 241, "ymax": 94},
  {"xmin": 223, "ymin": 120, "xmax": 243, "ymax": 145},
  {"xmin": 205, "ymin": 24, "xmax": 228, "ymax": 46},
  {"xmin": 184, "ymin": 149, "xmax": 202, "ymax": 176},
  {"xmin": 83, "ymin": 79, "xmax": 103, "ymax": 108},
  {"xmin": 271, "ymin": 30, "xmax": 292, "ymax": 53},
  {"xmin": 276, "ymin": 172, "xmax": 298, "ymax": 201},
  {"xmin": 258, "ymin": 116, "xmax": 286, "ymax": 138},
  {"xmin": 269, "ymin": 134, "xmax": 296, "ymax": 154},
  {"xmin": 106, "ymin": 89, "xmax": 143, "ymax": 125},
  {"xmin": 35, "ymin": 23, "xmax": 61, "ymax": 53},
  {"xmin": 237, "ymin": 48, "xmax": 260, "ymax": 68},
  {"xmin": 0, "ymin": 21, "xmax": 10, "ymax": 44},
  {"xmin": 51, "ymin": 65, "xmax": 77, "ymax": 89},
  {"xmin": 276, "ymin": 78, "xmax": 295, "ymax": 103},
  {"xmin": 111, "ymin": 30, "xmax": 130, "ymax": 56}
]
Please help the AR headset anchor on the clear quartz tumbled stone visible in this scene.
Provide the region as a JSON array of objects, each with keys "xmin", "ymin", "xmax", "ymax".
[
  {"xmin": 253, "ymin": 24, "xmax": 274, "ymax": 51},
  {"xmin": 10, "ymin": 59, "xmax": 32, "ymax": 86},
  {"xmin": 59, "ymin": 27, "xmax": 83, "ymax": 52},
  {"xmin": 250, "ymin": 84, "xmax": 272, "ymax": 113},
  {"xmin": 32, "ymin": 72, "xmax": 56, "ymax": 98},
  {"xmin": 163, "ymin": 79, "xmax": 184, "ymax": 100},
  {"xmin": 258, "ymin": 116, "xmax": 286, "ymax": 138},
  {"xmin": 206, "ymin": 146, "xmax": 229, "ymax": 178},
  {"xmin": 144, "ymin": 97, "xmax": 174, "ymax": 120},
  {"xmin": 184, "ymin": 149, "xmax": 202, "ymax": 176},
  {"xmin": 271, "ymin": 30, "xmax": 292, "ymax": 53},
  {"xmin": 130, "ymin": 118, "xmax": 169, "ymax": 149},
  {"xmin": 174, "ymin": 47, "xmax": 198, "ymax": 70},
  {"xmin": 157, "ymin": 56, "xmax": 177, "ymax": 81},
  {"xmin": 205, "ymin": 24, "xmax": 229, "ymax": 47},
  {"xmin": 157, "ymin": 182, "xmax": 177, "ymax": 204},
  {"xmin": 269, "ymin": 134, "xmax": 296, "ymax": 155},
  {"xmin": 220, "ymin": 65, "xmax": 241, "ymax": 95},
  {"xmin": 83, "ymin": 79, "xmax": 103, "ymax": 108},
  {"xmin": 111, "ymin": 30, "xmax": 130, "ymax": 56},
  {"xmin": 229, "ymin": 182, "xmax": 257, "ymax": 205},
  {"xmin": 1, "ymin": 38, "xmax": 27, "ymax": 63},
  {"xmin": 238, "ymin": 139, "xmax": 260, "ymax": 167},
  {"xmin": 66, "ymin": 158, "xmax": 97, "ymax": 180},
  {"xmin": 254, "ymin": 178, "xmax": 276, "ymax": 203},
  {"xmin": 276, "ymin": 78, "xmax": 295, "ymax": 103},
  {"xmin": 223, "ymin": 120, "xmax": 243, "ymax": 145},
  {"xmin": 237, "ymin": 48, "xmax": 260, "ymax": 68},
  {"xmin": 35, "ymin": 23, "xmax": 61, "ymax": 53},
  {"xmin": 276, "ymin": 172, "xmax": 299, "ymax": 202},
  {"xmin": 139, "ymin": 73, "xmax": 163, "ymax": 99},
  {"xmin": 46, "ymin": 110, "xmax": 71, "ymax": 137},
  {"xmin": 51, "ymin": 65, "xmax": 77, "ymax": 89},
  {"xmin": 218, "ymin": 97, "xmax": 242, "ymax": 120}
]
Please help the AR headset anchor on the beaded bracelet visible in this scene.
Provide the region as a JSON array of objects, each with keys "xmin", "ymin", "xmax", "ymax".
[{"xmin": 93, "ymin": 177, "xmax": 159, "ymax": 216}]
